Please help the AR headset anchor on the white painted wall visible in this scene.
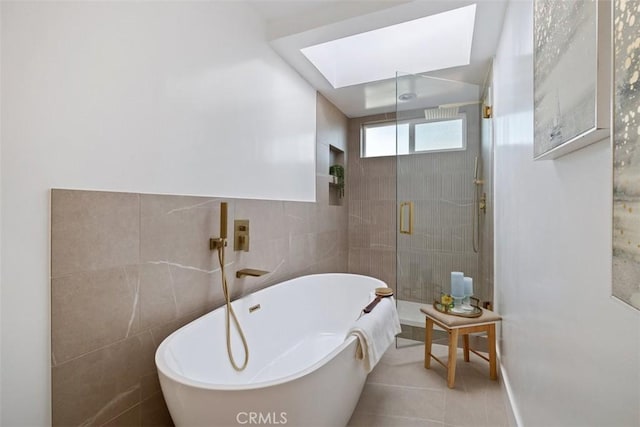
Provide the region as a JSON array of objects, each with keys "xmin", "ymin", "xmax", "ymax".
[
  {"xmin": 0, "ymin": 2, "xmax": 3, "ymax": 420},
  {"xmin": 493, "ymin": 1, "xmax": 640, "ymax": 426},
  {"xmin": 0, "ymin": 2, "xmax": 316, "ymax": 425}
]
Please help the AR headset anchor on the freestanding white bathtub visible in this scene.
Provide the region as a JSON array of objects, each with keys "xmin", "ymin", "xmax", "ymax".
[{"xmin": 155, "ymin": 273, "xmax": 390, "ymax": 427}]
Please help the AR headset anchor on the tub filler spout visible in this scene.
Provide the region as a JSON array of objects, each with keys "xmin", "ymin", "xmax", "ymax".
[{"xmin": 236, "ymin": 268, "xmax": 269, "ymax": 279}]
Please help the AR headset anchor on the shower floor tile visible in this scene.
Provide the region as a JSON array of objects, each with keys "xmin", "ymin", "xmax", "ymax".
[{"xmin": 348, "ymin": 342, "xmax": 515, "ymax": 427}]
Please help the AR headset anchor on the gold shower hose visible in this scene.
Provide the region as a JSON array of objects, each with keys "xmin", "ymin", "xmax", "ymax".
[{"xmin": 216, "ymin": 245, "xmax": 249, "ymax": 371}]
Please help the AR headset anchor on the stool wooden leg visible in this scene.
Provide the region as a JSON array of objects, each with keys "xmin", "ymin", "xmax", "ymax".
[
  {"xmin": 488, "ymin": 323, "xmax": 497, "ymax": 380},
  {"xmin": 447, "ymin": 328, "xmax": 459, "ymax": 388},
  {"xmin": 463, "ymin": 334, "xmax": 470, "ymax": 362},
  {"xmin": 424, "ymin": 318, "xmax": 434, "ymax": 369}
]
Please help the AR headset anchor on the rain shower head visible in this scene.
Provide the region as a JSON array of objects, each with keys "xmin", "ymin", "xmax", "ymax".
[
  {"xmin": 424, "ymin": 100, "xmax": 482, "ymax": 121},
  {"xmin": 424, "ymin": 106, "xmax": 459, "ymax": 121}
]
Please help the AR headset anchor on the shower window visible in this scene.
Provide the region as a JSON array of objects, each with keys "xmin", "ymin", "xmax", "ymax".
[
  {"xmin": 361, "ymin": 114, "xmax": 466, "ymax": 158},
  {"xmin": 414, "ymin": 115, "xmax": 466, "ymax": 152},
  {"xmin": 361, "ymin": 121, "xmax": 409, "ymax": 157}
]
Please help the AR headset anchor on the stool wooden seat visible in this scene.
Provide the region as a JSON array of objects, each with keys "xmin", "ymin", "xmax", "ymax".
[{"xmin": 420, "ymin": 305, "xmax": 501, "ymax": 389}]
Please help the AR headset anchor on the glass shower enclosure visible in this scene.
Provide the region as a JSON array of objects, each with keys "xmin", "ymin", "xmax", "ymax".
[{"xmin": 394, "ymin": 72, "xmax": 492, "ymax": 344}]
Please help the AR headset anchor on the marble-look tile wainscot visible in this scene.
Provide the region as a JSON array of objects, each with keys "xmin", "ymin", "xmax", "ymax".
[{"xmin": 51, "ymin": 190, "xmax": 348, "ymax": 426}]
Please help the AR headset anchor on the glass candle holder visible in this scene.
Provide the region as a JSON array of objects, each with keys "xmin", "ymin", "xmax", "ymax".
[
  {"xmin": 453, "ymin": 296, "xmax": 464, "ymax": 308},
  {"xmin": 462, "ymin": 277, "xmax": 473, "ymax": 308}
]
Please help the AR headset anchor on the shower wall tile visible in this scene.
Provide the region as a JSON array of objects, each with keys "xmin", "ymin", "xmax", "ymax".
[
  {"xmin": 51, "ymin": 190, "xmax": 139, "ymax": 277},
  {"xmin": 51, "ymin": 93, "xmax": 349, "ymax": 427},
  {"xmin": 315, "ymin": 250, "xmax": 349, "ymax": 274},
  {"xmin": 348, "ymin": 248, "xmax": 366, "ymax": 276},
  {"xmin": 346, "ymin": 113, "xmax": 397, "ymax": 289}
]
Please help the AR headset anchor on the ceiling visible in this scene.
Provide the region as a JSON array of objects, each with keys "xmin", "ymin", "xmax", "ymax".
[{"xmin": 248, "ymin": 0, "xmax": 508, "ymax": 118}]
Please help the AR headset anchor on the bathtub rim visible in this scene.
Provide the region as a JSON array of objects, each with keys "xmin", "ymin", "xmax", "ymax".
[{"xmin": 155, "ymin": 273, "xmax": 388, "ymax": 392}]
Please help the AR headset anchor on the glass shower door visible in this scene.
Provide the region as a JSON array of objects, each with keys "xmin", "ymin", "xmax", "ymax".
[{"xmin": 395, "ymin": 72, "xmax": 484, "ymax": 344}]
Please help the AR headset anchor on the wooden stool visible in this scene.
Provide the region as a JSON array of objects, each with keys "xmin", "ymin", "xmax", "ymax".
[{"xmin": 420, "ymin": 305, "xmax": 501, "ymax": 389}]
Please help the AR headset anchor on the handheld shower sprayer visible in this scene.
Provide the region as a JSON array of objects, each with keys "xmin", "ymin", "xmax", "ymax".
[
  {"xmin": 473, "ymin": 157, "xmax": 484, "ymax": 185},
  {"xmin": 211, "ymin": 202, "xmax": 249, "ymax": 371},
  {"xmin": 209, "ymin": 202, "xmax": 228, "ymax": 250},
  {"xmin": 220, "ymin": 202, "xmax": 227, "ymax": 240},
  {"xmin": 474, "ymin": 157, "xmax": 478, "ymax": 181}
]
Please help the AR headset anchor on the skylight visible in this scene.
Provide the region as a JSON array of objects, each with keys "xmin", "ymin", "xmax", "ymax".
[{"xmin": 300, "ymin": 4, "xmax": 477, "ymax": 89}]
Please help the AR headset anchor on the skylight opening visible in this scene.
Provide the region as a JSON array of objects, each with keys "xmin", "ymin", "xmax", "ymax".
[{"xmin": 300, "ymin": 4, "xmax": 477, "ymax": 89}]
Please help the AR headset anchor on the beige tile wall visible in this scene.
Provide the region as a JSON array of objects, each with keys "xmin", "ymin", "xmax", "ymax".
[
  {"xmin": 347, "ymin": 113, "xmax": 397, "ymax": 292},
  {"xmin": 50, "ymin": 93, "xmax": 348, "ymax": 426}
]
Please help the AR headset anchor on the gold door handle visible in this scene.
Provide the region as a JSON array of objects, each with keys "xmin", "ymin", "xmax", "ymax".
[{"xmin": 399, "ymin": 201, "xmax": 414, "ymax": 235}]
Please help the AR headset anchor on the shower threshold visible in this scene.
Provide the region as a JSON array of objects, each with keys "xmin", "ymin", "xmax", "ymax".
[{"xmin": 396, "ymin": 299, "xmax": 427, "ymax": 328}]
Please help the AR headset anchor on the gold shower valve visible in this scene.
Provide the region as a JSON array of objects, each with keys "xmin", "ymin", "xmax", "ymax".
[
  {"xmin": 480, "ymin": 193, "xmax": 487, "ymax": 214},
  {"xmin": 234, "ymin": 220, "xmax": 250, "ymax": 251}
]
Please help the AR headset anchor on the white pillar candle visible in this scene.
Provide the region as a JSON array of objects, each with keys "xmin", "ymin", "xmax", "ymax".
[
  {"xmin": 451, "ymin": 272, "xmax": 465, "ymax": 297},
  {"xmin": 464, "ymin": 277, "xmax": 473, "ymax": 296}
]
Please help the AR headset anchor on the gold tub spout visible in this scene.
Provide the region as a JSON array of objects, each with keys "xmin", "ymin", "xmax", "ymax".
[{"xmin": 236, "ymin": 268, "xmax": 269, "ymax": 279}]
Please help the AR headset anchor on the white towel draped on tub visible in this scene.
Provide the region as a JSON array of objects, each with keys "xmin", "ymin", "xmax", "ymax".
[{"xmin": 349, "ymin": 295, "xmax": 402, "ymax": 373}]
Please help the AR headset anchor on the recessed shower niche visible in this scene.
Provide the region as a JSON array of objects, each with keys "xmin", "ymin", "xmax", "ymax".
[{"xmin": 329, "ymin": 145, "xmax": 345, "ymax": 206}]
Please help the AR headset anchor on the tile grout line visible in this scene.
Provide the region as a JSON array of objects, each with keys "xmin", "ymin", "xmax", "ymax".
[
  {"xmin": 365, "ymin": 380, "xmax": 446, "ymax": 392},
  {"xmin": 351, "ymin": 409, "xmax": 446, "ymax": 425},
  {"xmin": 50, "ymin": 263, "xmax": 142, "ymax": 281}
]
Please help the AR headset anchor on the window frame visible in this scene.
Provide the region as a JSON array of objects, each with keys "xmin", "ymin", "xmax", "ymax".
[
  {"xmin": 361, "ymin": 113, "xmax": 467, "ymax": 158},
  {"xmin": 360, "ymin": 120, "xmax": 399, "ymax": 158}
]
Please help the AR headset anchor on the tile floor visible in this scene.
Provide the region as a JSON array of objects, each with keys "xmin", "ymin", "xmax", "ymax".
[{"xmin": 348, "ymin": 340, "xmax": 514, "ymax": 427}]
